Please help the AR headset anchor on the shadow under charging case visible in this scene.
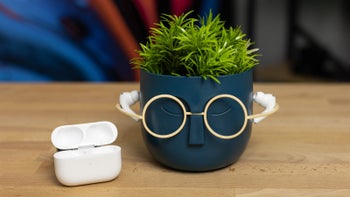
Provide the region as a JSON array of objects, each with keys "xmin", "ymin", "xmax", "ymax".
[{"xmin": 51, "ymin": 121, "xmax": 121, "ymax": 186}]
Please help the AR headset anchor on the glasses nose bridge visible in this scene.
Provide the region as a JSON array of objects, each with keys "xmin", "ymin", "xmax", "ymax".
[{"xmin": 185, "ymin": 111, "xmax": 205, "ymax": 116}]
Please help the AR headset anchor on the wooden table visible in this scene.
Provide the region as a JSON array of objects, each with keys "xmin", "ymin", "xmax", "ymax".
[{"xmin": 1, "ymin": 83, "xmax": 349, "ymax": 196}]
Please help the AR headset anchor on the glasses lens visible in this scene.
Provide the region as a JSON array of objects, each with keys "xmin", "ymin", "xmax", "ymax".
[
  {"xmin": 144, "ymin": 97, "xmax": 185, "ymax": 136},
  {"xmin": 206, "ymin": 97, "xmax": 246, "ymax": 136}
]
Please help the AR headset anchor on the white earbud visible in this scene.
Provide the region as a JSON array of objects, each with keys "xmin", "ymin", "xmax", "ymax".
[
  {"xmin": 253, "ymin": 92, "xmax": 276, "ymax": 123},
  {"xmin": 119, "ymin": 90, "xmax": 140, "ymax": 121}
]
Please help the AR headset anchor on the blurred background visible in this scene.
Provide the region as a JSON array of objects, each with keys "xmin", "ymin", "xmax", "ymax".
[{"xmin": 0, "ymin": 0, "xmax": 349, "ymax": 82}]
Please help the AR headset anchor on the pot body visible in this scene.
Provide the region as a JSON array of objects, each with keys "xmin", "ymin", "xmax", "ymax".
[{"xmin": 140, "ymin": 70, "xmax": 253, "ymax": 171}]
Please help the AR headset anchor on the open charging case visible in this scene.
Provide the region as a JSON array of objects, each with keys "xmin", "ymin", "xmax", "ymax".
[{"xmin": 51, "ymin": 121, "xmax": 121, "ymax": 186}]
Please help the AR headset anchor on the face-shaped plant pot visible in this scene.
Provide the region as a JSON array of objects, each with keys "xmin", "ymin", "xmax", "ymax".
[{"xmin": 118, "ymin": 69, "xmax": 278, "ymax": 171}]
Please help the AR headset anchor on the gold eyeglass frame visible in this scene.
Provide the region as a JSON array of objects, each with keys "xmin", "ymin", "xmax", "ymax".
[{"xmin": 117, "ymin": 94, "xmax": 279, "ymax": 140}]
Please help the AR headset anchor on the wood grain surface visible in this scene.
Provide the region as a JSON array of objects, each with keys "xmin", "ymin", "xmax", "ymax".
[{"xmin": 0, "ymin": 83, "xmax": 349, "ymax": 196}]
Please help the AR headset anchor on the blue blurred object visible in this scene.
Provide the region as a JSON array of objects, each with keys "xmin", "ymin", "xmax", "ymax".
[
  {"xmin": 200, "ymin": 0, "xmax": 220, "ymax": 16},
  {"xmin": 0, "ymin": 62, "xmax": 51, "ymax": 81},
  {"xmin": 0, "ymin": 0, "xmax": 231, "ymax": 82},
  {"xmin": 0, "ymin": 0, "xmax": 133, "ymax": 81}
]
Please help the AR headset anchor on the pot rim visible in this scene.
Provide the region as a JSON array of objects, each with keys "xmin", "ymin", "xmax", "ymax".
[{"xmin": 140, "ymin": 69, "xmax": 254, "ymax": 80}]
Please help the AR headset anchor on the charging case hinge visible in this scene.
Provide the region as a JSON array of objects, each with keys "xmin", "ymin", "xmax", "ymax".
[{"xmin": 78, "ymin": 144, "xmax": 95, "ymax": 150}]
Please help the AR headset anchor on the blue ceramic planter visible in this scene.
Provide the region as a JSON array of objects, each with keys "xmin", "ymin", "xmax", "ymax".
[{"xmin": 139, "ymin": 70, "xmax": 253, "ymax": 171}]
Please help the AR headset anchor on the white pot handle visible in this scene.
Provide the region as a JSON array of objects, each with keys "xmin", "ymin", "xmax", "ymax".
[
  {"xmin": 249, "ymin": 92, "xmax": 279, "ymax": 123},
  {"xmin": 116, "ymin": 90, "xmax": 142, "ymax": 121}
]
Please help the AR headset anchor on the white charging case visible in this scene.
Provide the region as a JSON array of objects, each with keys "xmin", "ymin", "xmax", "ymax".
[{"xmin": 51, "ymin": 121, "xmax": 121, "ymax": 186}]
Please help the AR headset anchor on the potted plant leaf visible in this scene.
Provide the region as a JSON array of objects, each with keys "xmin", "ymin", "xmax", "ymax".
[{"xmin": 117, "ymin": 11, "xmax": 279, "ymax": 171}]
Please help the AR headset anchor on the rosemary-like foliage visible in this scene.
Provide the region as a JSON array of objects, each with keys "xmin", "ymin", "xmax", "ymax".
[{"xmin": 133, "ymin": 11, "xmax": 259, "ymax": 83}]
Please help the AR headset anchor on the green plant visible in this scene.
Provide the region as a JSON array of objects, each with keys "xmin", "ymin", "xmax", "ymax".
[{"xmin": 133, "ymin": 11, "xmax": 259, "ymax": 83}]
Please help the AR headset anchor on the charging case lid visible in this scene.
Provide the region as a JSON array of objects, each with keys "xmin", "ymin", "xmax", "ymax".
[{"xmin": 51, "ymin": 121, "xmax": 118, "ymax": 150}]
